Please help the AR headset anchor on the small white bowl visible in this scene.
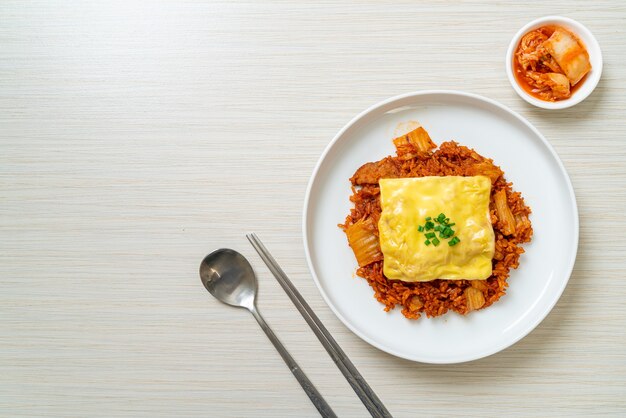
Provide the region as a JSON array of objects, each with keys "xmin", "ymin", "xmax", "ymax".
[{"xmin": 506, "ymin": 16, "xmax": 602, "ymax": 109}]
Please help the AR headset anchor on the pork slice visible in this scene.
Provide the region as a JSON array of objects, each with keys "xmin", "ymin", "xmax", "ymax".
[{"xmin": 351, "ymin": 157, "xmax": 399, "ymax": 185}]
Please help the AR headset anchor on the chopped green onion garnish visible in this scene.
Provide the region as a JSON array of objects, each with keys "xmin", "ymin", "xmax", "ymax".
[
  {"xmin": 441, "ymin": 226, "xmax": 453, "ymax": 238},
  {"xmin": 421, "ymin": 213, "xmax": 460, "ymax": 247}
]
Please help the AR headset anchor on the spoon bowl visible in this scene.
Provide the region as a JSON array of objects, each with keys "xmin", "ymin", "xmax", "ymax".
[{"xmin": 200, "ymin": 249, "xmax": 257, "ymax": 310}]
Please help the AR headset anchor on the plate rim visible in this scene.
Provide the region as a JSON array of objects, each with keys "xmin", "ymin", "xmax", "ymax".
[{"xmin": 302, "ymin": 89, "xmax": 579, "ymax": 363}]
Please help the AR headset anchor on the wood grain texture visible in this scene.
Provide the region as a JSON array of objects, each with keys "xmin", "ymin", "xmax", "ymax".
[{"xmin": 1, "ymin": 1, "xmax": 625, "ymax": 416}]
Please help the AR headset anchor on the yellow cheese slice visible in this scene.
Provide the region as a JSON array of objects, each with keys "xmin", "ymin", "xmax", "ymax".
[{"xmin": 378, "ymin": 176, "xmax": 495, "ymax": 282}]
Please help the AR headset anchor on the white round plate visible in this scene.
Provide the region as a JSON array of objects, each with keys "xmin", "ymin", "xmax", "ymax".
[{"xmin": 303, "ymin": 90, "xmax": 578, "ymax": 364}]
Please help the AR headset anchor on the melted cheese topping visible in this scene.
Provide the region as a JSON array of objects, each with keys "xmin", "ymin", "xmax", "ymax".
[{"xmin": 378, "ymin": 176, "xmax": 495, "ymax": 282}]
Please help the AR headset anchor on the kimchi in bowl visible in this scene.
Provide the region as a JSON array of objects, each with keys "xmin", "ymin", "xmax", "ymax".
[{"xmin": 506, "ymin": 16, "xmax": 602, "ymax": 109}]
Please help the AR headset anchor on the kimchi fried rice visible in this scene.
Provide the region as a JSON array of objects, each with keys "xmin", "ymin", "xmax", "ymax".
[{"xmin": 340, "ymin": 126, "xmax": 533, "ymax": 319}]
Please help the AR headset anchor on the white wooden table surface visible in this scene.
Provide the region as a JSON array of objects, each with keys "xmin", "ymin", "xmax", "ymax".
[{"xmin": 2, "ymin": 1, "xmax": 626, "ymax": 417}]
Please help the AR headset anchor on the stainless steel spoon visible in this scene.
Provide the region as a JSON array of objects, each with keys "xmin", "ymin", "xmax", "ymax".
[{"xmin": 200, "ymin": 249, "xmax": 337, "ymax": 418}]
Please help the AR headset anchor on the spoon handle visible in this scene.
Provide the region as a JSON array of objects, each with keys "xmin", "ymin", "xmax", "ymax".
[{"xmin": 249, "ymin": 307, "xmax": 337, "ymax": 418}]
